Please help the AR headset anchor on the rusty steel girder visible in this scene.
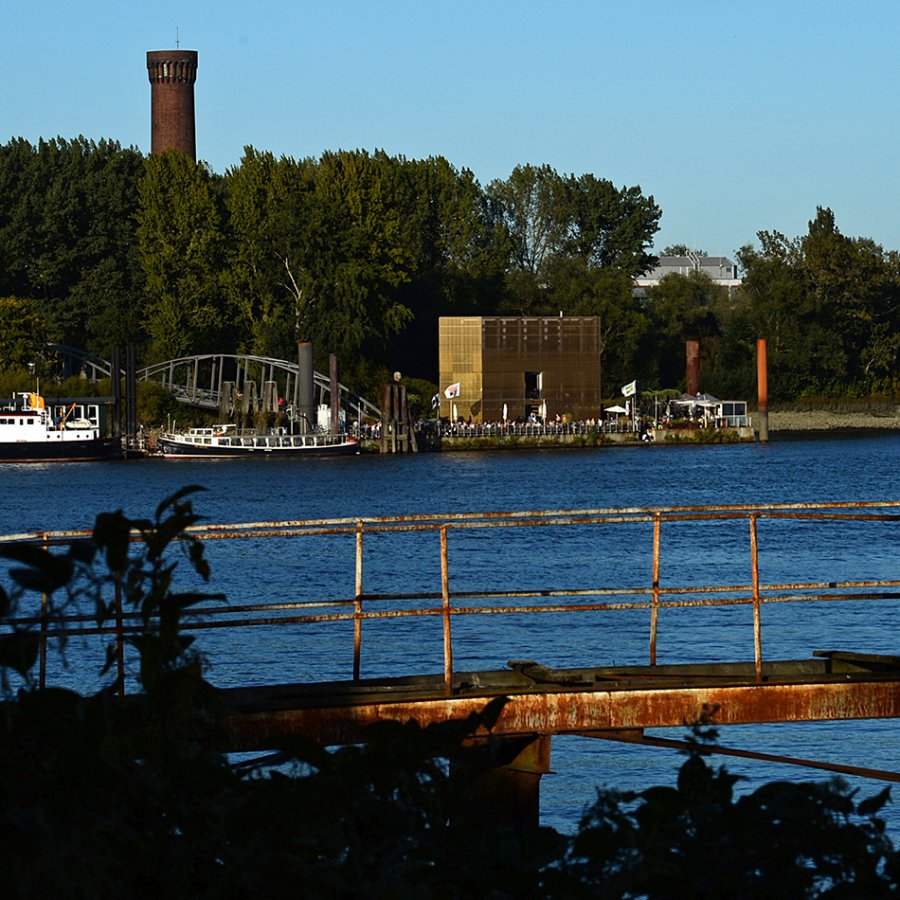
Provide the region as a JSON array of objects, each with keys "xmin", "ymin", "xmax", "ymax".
[{"xmin": 220, "ymin": 662, "xmax": 900, "ymax": 753}]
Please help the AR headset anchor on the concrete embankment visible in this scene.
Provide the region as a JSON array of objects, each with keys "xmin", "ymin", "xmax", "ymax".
[
  {"xmin": 766, "ymin": 409, "xmax": 900, "ymax": 432},
  {"xmin": 363, "ymin": 409, "xmax": 900, "ymax": 452}
]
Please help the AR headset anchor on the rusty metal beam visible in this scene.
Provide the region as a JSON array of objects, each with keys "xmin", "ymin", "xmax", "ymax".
[
  {"xmin": 578, "ymin": 729, "xmax": 900, "ymax": 783},
  {"xmin": 219, "ymin": 659, "xmax": 900, "ymax": 752}
]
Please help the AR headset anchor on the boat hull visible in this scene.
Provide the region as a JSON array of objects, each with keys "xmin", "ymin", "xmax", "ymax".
[
  {"xmin": 0, "ymin": 436, "xmax": 122, "ymax": 463},
  {"xmin": 158, "ymin": 434, "xmax": 359, "ymax": 459}
]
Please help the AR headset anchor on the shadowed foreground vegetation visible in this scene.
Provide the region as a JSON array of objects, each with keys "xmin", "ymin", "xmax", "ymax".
[{"xmin": 0, "ymin": 489, "xmax": 897, "ymax": 898}]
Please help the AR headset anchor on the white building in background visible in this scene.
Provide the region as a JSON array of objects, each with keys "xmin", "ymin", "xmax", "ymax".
[{"xmin": 634, "ymin": 254, "xmax": 742, "ymax": 292}]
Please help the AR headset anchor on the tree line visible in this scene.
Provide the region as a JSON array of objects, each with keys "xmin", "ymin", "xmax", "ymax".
[{"xmin": 0, "ymin": 136, "xmax": 898, "ymax": 404}]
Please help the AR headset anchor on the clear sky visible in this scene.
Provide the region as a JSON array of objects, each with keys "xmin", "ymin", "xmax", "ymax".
[{"xmin": 4, "ymin": 0, "xmax": 899, "ymax": 260}]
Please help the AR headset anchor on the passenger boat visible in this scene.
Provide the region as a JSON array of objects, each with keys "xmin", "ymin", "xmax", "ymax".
[
  {"xmin": 157, "ymin": 424, "xmax": 359, "ymax": 458},
  {"xmin": 0, "ymin": 392, "xmax": 121, "ymax": 463}
]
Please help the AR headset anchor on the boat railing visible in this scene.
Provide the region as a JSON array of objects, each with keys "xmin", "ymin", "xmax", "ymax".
[{"xmin": 1, "ymin": 500, "xmax": 898, "ymax": 696}]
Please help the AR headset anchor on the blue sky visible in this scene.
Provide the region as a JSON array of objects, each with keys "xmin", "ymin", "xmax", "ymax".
[{"xmin": 4, "ymin": 0, "xmax": 899, "ymax": 259}]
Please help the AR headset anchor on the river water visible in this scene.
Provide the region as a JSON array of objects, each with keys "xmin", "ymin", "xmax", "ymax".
[{"xmin": 2, "ymin": 433, "xmax": 899, "ymax": 833}]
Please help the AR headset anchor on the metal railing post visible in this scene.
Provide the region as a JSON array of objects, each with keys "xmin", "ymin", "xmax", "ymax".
[
  {"xmin": 440, "ymin": 525, "xmax": 453, "ymax": 694},
  {"xmin": 38, "ymin": 535, "xmax": 48, "ymax": 689},
  {"xmin": 115, "ymin": 578, "xmax": 125, "ymax": 698},
  {"xmin": 353, "ymin": 521, "xmax": 364, "ymax": 681},
  {"xmin": 750, "ymin": 513, "xmax": 763, "ymax": 682},
  {"xmin": 650, "ymin": 512, "xmax": 661, "ymax": 665}
]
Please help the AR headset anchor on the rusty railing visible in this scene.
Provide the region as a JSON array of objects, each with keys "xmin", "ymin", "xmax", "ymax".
[{"xmin": 2, "ymin": 500, "xmax": 899, "ymax": 693}]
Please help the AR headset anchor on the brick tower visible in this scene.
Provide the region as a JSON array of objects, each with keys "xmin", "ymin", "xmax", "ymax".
[{"xmin": 146, "ymin": 49, "xmax": 198, "ymax": 160}]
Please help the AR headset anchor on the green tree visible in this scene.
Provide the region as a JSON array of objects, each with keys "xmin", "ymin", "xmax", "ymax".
[
  {"xmin": 487, "ymin": 164, "xmax": 570, "ymax": 314},
  {"xmin": 306, "ymin": 149, "xmax": 415, "ymax": 361},
  {"xmin": 732, "ymin": 240, "xmax": 834, "ymax": 398},
  {"xmin": 487, "ymin": 165, "xmax": 660, "ymax": 317},
  {"xmin": 222, "ymin": 147, "xmax": 321, "ymax": 359},
  {"xmin": 137, "ymin": 152, "xmax": 231, "ymax": 361},
  {"xmin": 545, "ymin": 260, "xmax": 649, "ymax": 393},
  {"xmin": 734, "ymin": 208, "xmax": 900, "ymax": 398},
  {"xmin": 223, "ymin": 149, "xmax": 419, "ymax": 371},
  {"xmin": 662, "ymin": 243, "xmax": 709, "ymax": 257},
  {"xmin": 799, "ymin": 208, "xmax": 900, "ymax": 392},
  {"xmin": 0, "ymin": 137, "xmax": 146, "ymax": 355},
  {"xmin": 385, "ymin": 155, "xmax": 509, "ymax": 379},
  {"xmin": 565, "ymin": 173, "xmax": 660, "ymax": 276},
  {"xmin": 0, "ymin": 296, "xmax": 55, "ymax": 373},
  {"xmin": 642, "ymin": 269, "xmax": 726, "ymax": 390}
]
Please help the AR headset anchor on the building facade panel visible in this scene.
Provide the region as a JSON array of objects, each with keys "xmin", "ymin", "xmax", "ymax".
[{"xmin": 439, "ymin": 316, "xmax": 601, "ymax": 423}]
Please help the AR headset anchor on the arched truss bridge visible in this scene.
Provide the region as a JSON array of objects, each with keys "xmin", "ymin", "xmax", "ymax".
[
  {"xmin": 46, "ymin": 345, "xmax": 382, "ymax": 421},
  {"xmin": 138, "ymin": 354, "xmax": 381, "ymax": 419}
]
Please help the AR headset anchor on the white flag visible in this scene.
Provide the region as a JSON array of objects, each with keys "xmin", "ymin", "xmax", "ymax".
[
  {"xmin": 444, "ymin": 382, "xmax": 460, "ymax": 399},
  {"xmin": 621, "ymin": 380, "xmax": 636, "ymax": 397}
]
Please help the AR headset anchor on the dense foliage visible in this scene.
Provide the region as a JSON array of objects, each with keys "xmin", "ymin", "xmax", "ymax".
[
  {"xmin": 1, "ymin": 137, "xmax": 899, "ymax": 400},
  {"xmin": 0, "ymin": 490, "xmax": 897, "ymax": 898},
  {"xmin": 0, "ymin": 137, "xmax": 146, "ymax": 358}
]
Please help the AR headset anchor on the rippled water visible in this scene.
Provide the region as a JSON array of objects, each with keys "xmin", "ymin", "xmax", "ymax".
[{"xmin": 2, "ymin": 433, "xmax": 899, "ymax": 832}]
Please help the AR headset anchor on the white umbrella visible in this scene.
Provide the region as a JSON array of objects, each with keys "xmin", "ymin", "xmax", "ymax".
[{"xmin": 605, "ymin": 405, "xmax": 628, "ymax": 414}]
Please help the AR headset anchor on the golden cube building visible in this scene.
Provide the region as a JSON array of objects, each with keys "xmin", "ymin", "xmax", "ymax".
[{"xmin": 438, "ymin": 316, "xmax": 602, "ymax": 423}]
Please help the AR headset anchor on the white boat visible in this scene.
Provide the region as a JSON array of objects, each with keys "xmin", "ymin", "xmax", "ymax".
[
  {"xmin": 157, "ymin": 424, "xmax": 359, "ymax": 458},
  {"xmin": 0, "ymin": 392, "xmax": 121, "ymax": 463}
]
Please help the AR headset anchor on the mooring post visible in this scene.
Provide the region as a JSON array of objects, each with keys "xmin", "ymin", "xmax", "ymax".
[
  {"xmin": 126, "ymin": 344, "xmax": 137, "ymax": 443},
  {"xmin": 380, "ymin": 385, "xmax": 390, "ymax": 454},
  {"xmin": 110, "ymin": 346, "xmax": 121, "ymax": 440},
  {"xmin": 390, "ymin": 385, "xmax": 398, "ymax": 453},
  {"xmin": 330, "ymin": 354, "xmax": 339, "ymax": 435},
  {"xmin": 757, "ymin": 338, "xmax": 769, "ymax": 442},
  {"xmin": 686, "ymin": 340, "xmax": 700, "ymax": 396},
  {"xmin": 297, "ymin": 341, "xmax": 314, "ymax": 434},
  {"xmin": 400, "ymin": 384, "xmax": 409, "ymax": 452}
]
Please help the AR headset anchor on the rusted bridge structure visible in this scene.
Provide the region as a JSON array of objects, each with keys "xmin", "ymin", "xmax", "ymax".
[
  {"xmin": 137, "ymin": 352, "xmax": 381, "ymax": 421},
  {"xmin": 5, "ymin": 500, "xmax": 900, "ymax": 825},
  {"xmin": 46, "ymin": 344, "xmax": 380, "ymax": 417},
  {"xmin": 42, "ymin": 344, "xmax": 381, "ymax": 440}
]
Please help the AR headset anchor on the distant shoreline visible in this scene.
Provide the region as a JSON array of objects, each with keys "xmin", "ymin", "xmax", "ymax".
[{"xmin": 767, "ymin": 409, "xmax": 900, "ymax": 431}]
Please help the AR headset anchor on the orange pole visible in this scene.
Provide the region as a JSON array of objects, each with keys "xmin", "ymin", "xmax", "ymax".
[{"xmin": 757, "ymin": 339, "xmax": 768, "ymax": 442}]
